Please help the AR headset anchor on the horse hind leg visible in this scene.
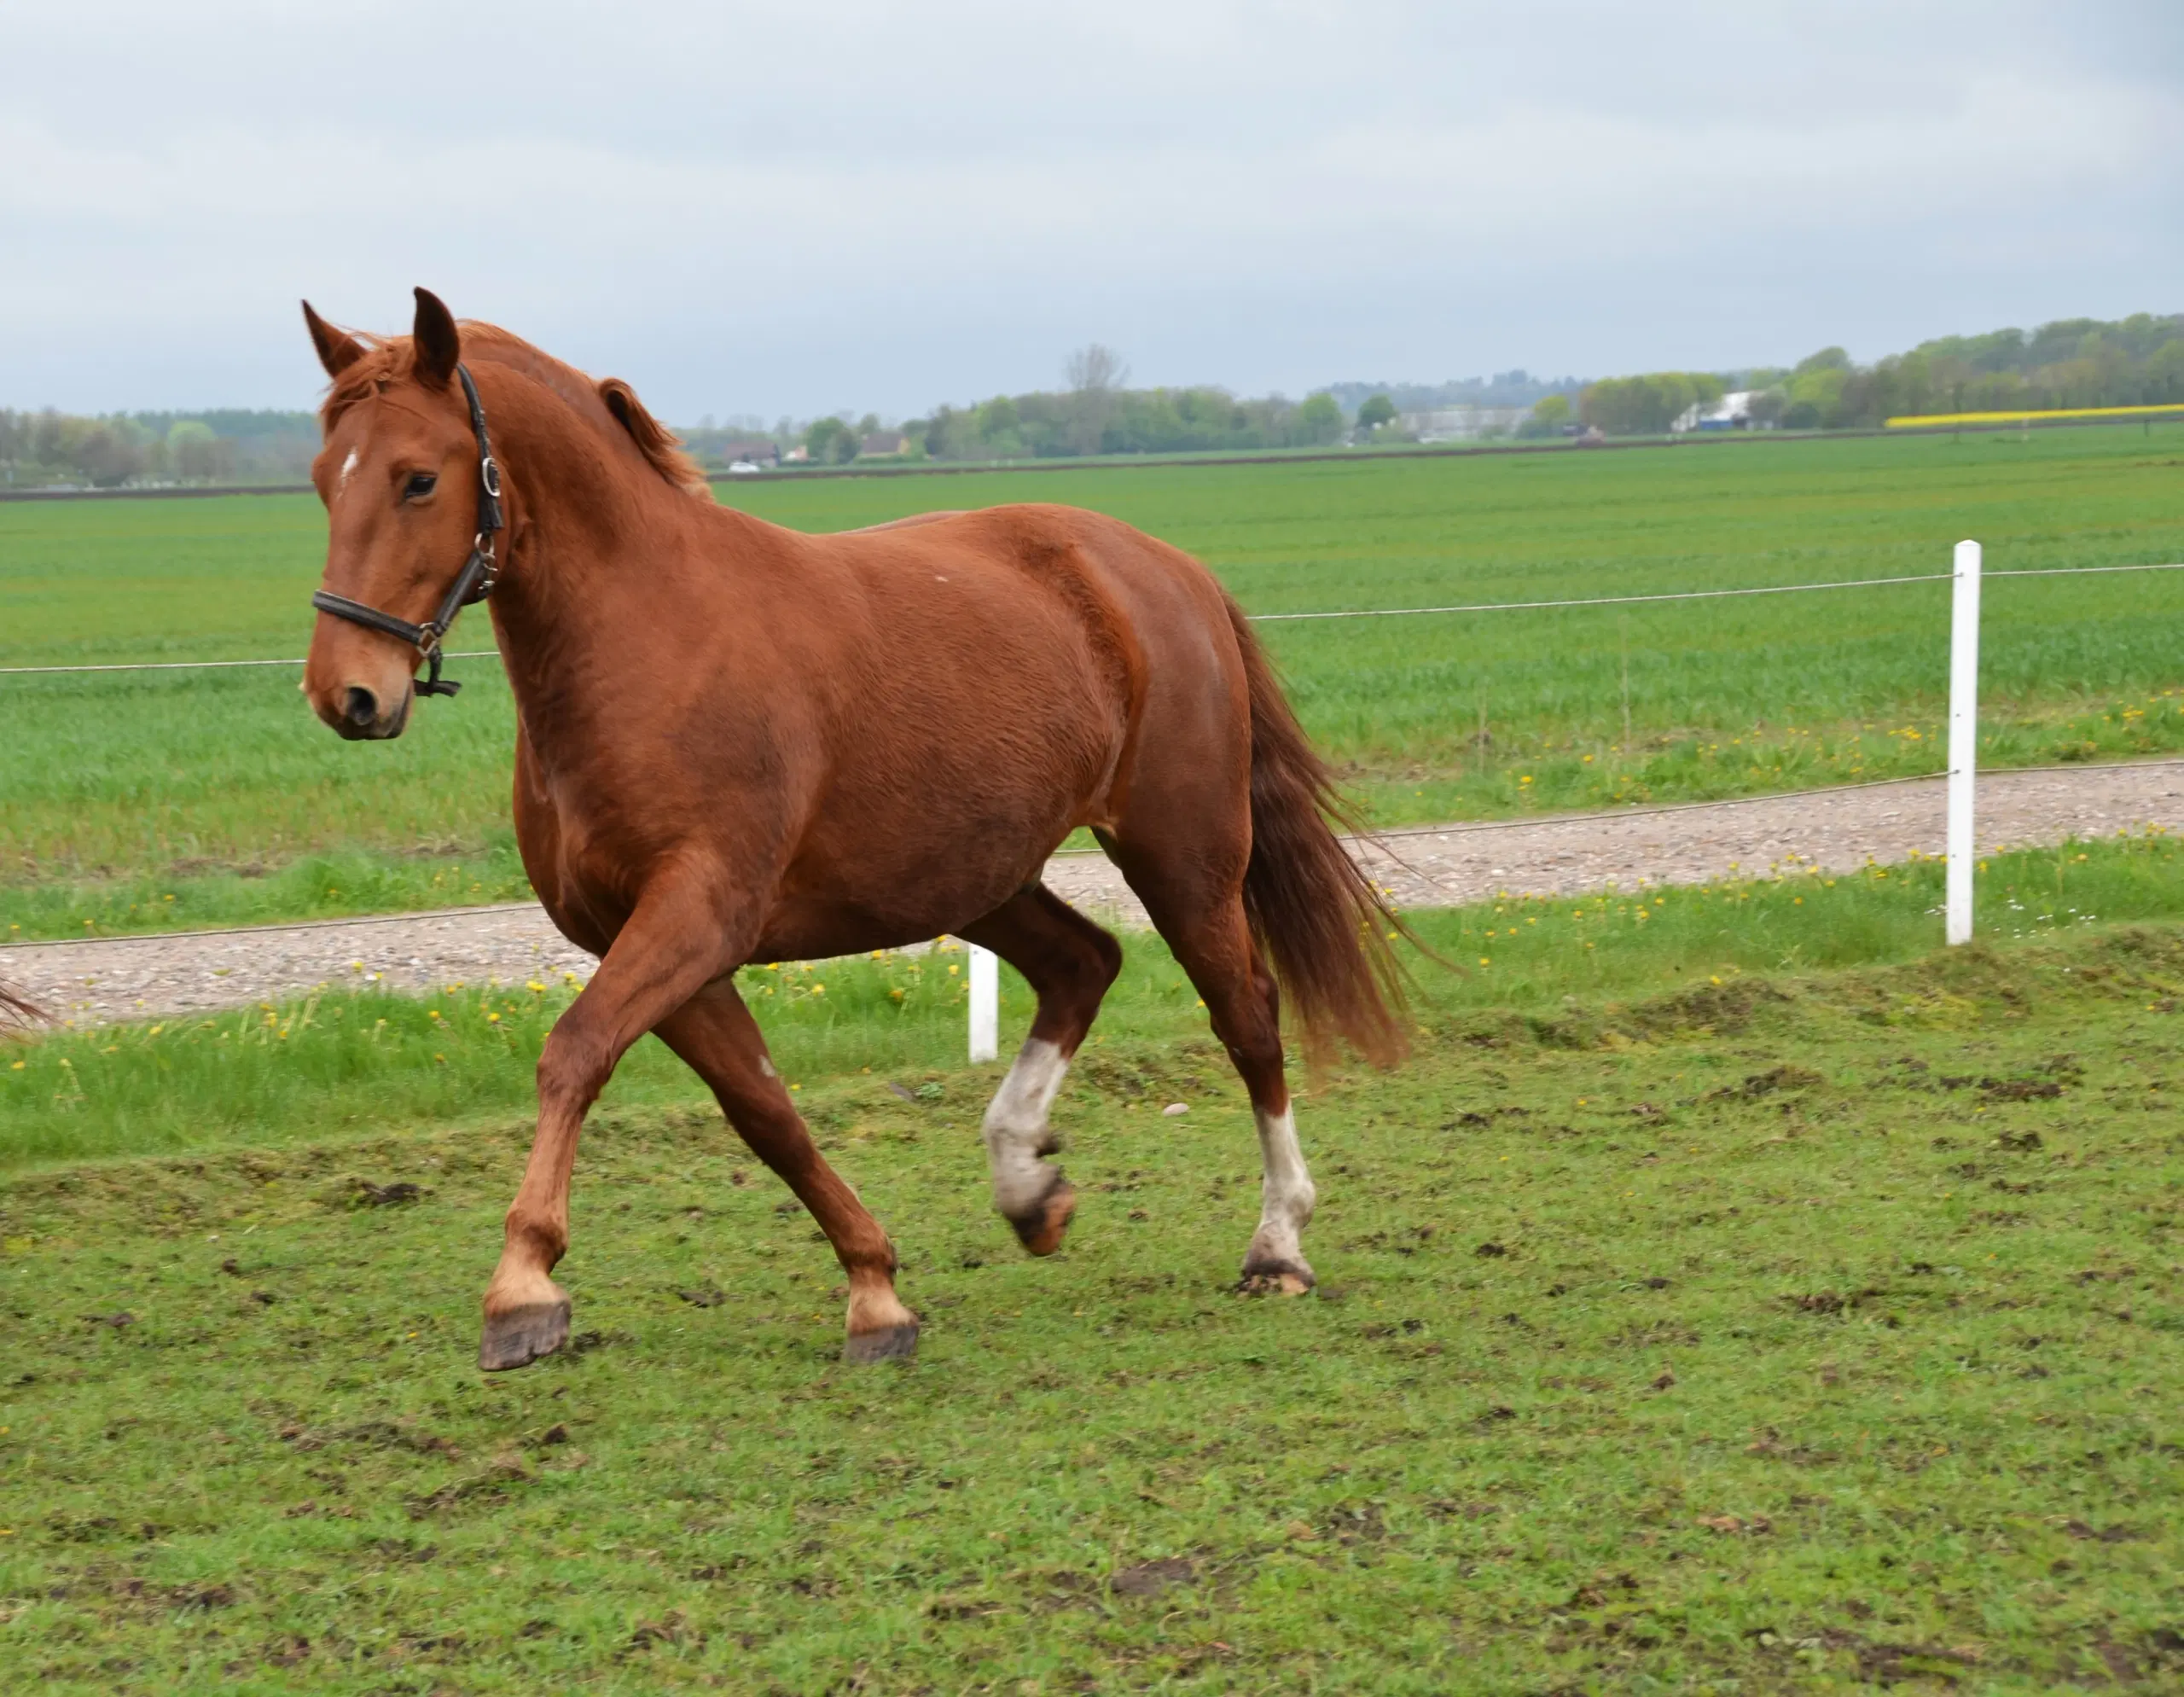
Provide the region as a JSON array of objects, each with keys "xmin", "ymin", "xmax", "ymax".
[
  {"xmin": 1108, "ymin": 847, "xmax": 1316, "ymax": 1294},
  {"xmin": 958, "ymin": 885, "xmax": 1123, "ymax": 1256},
  {"xmin": 1198, "ymin": 914, "xmax": 1316, "ymax": 1294}
]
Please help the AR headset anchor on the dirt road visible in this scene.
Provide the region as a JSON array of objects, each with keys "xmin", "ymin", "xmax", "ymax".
[{"xmin": 9, "ymin": 762, "xmax": 2181, "ymax": 1026}]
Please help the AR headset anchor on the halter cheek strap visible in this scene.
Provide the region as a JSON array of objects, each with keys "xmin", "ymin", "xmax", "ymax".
[{"xmin": 310, "ymin": 363, "xmax": 504, "ymax": 698}]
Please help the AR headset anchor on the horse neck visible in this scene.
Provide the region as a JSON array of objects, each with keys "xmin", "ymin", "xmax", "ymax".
[{"xmin": 478, "ymin": 382, "xmax": 713, "ymax": 731}]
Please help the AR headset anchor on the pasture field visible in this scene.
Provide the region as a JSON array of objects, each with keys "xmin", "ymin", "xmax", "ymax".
[
  {"xmin": 3, "ymin": 423, "xmax": 2183, "ymax": 937},
  {"xmin": 3, "ymin": 843, "xmax": 2183, "ymax": 1691}
]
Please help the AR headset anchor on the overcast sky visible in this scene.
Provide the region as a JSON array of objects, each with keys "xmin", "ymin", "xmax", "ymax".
[{"xmin": 5, "ymin": 2, "xmax": 2178, "ymax": 421}]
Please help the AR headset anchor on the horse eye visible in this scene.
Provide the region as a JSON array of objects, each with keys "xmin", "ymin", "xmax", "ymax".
[{"xmin": 404, "ymin": 472, "xmax": 438, "ymax": 500}]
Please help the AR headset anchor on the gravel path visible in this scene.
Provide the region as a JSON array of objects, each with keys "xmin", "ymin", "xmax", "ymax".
[{"xmin": 9, "ymin": 762, "xmax": 2183, "ymax": 1027}]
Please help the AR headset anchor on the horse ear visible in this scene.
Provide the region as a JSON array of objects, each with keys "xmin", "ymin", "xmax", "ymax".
[
  {"xmin": 301, "ymin": 300, "xmax": 364, "ymax": 379},
  {"xmin": 411, "ymin": 287, "xmax": 461, "ymax": 388}
]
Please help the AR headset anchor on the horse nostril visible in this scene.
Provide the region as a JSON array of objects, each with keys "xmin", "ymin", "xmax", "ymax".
[{"xmin": 344, "ymin": 686, "xmax": 380, "ymax": 729}]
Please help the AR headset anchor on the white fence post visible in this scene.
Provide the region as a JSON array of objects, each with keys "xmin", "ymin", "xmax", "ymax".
[
  {"xmin": 1946, "ymin": 538, "xmax": 1981, "ymax": 946},
  {"xmin": 967, "ymin": 942, "xmax": 999, "ymax": 1062}
]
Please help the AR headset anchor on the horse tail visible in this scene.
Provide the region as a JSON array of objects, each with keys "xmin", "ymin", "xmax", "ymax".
[
  {"xmin": 1223, "ymin": 597, "xmax": 1409, "ymax": 1065},
  {"xmin": 0, "ymin": 978, "xmax": 46, "ymax": 1034}
]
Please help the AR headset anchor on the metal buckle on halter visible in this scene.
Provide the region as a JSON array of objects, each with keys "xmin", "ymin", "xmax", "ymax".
[
  {"xmin": 470, "ymin": 533, "xmax": 498, "ymax": 602},
  {"xmin": 413, "ymin": 622, "xmax": 456, "ymax": 696},
  {"xmin": 479, "ymin": 456, "xmax": 502, "ymax": 501}
]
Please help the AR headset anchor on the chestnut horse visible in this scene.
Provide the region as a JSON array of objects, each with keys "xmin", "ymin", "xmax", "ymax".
[{"xmin": 300, "ymin": 289, "xmax": 1402, "ymax": 1370}]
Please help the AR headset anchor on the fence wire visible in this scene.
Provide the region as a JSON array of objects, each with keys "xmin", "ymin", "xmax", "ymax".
[{"xmin": 3, "ymin": 561, "xmax": 2180, "ymax": 677}]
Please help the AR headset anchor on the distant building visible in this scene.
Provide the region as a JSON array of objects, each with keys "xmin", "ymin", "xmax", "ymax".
[
  {"xmin": 859, "ymin": 431, "xmax": 909, "ymax": 457},
  {"xmin": 1401, "ymin": 405, "xmax": 1530, "ymax": 441},
  {"xmin": 1670, "ymin": 392, "xmax": 1765, "ymax": 433},
  {"xmin": 782, "ymin": 445, "xmax": 810, "ymax": 463},
  {"xmin": 720, "ymin": 441, "xmax": 779, "ymax": 470}
]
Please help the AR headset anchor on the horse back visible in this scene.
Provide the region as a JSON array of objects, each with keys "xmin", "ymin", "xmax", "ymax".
[
  {"xmin": 736, "ymin": 502, "xmax": 1242, "ymax": 946},
  {"xmin": 809, "ymin": 499, "xmax": 1239, "ymax": 796}
]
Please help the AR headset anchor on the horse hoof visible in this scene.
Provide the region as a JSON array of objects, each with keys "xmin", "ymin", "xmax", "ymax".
[
  {"xmin": 479, "ymin": 1299, "xmax": 571, "ymax": 1371},
  {"xmin": 1009, "ymin": 1177, "xmax": 1077, "ymax": 1257},
  {"xmin": 843, "ymin": 1322, "xmax": 920, "ymax": 1364},
  {"xmin": 1236, "ymin": 1260, "xmax": 1315, "ymax": 1297}
]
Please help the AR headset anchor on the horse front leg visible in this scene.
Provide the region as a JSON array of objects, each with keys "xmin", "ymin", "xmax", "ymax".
[
  {"xmin": 479, "ymin": 881, "xmax": 735, "ymax": 1371},
  {"xmin": 655, "ymin": 979, "xmax": 920, "ymax": 1362}
]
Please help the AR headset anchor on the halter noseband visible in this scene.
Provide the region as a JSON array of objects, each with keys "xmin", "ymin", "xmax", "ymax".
[{"xmin": 310, "ymin": 363, "xmax": 504, "ymax": 698}]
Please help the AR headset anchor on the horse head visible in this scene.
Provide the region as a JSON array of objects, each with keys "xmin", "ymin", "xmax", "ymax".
[{"xmin": 300, "ymin": 288, "xmax": 496, "ymax": 741}]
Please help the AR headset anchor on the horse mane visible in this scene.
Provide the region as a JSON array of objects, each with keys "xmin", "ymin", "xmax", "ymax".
[
  {"xmin": 318, "ymin": 321, "xmax": 709, "ymax": 500},
  {"xmin": 593, "ymin": 377, "xmax": 711, "ymax": 497}
]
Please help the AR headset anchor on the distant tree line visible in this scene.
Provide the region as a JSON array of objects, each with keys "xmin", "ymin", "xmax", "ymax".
[
  {"xmin": 0, "ymin": 409, "xmax": 319, "ymax": 488},
  {"xmin": 901, "ymin": 346, "xmax": 1346, "ymax": 463},
  {"xmin": 1322, "ymin": 370, "xmax": 1583, "ymax": 416},
  {"xmin": 907, "ymin": 386, "xmax": 1347, "ymax": 462},
  {"xmin": 12, "ymin": 312, "xmax": 2182, "ymax": 488},
  {"xmin": 1577, "ymin": 372, "xmax": 1726, "ymax": 436},
  {"xmin": 1578, "ymin": 312, "xmax": 2184, "ymax": 437}
]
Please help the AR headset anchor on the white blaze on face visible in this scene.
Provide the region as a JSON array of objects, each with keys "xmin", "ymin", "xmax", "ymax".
[
  {"xmin": 1246, "ymin": 1103, "xmax": 1317, "ymax": 1276},
  {"xmin": 982, "ymin": 1037, "xmax": 1069, "ymax": 1218},
  {"xmin": 335, "ymin": 448, "xmax": 359, "ymax": 498}
]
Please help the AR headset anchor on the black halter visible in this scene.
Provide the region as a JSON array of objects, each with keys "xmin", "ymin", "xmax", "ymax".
[{"xmin": 310, "ymin": 363, "xmax": 505, "ymax": 697}]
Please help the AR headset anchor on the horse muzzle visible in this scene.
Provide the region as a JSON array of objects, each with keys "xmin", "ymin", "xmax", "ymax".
[{"xmin": 317, "ymin": 679, "xmax": 415, "ymax": 741}]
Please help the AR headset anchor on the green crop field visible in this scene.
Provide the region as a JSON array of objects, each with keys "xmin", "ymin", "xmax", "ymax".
[
  {"xmin": 3, "ymin": 424, "xmax": 2183, "ymax": 939},
  {"xmin": 3, "ymin": 844, "xmax": 2182, "ymax": 1691}
]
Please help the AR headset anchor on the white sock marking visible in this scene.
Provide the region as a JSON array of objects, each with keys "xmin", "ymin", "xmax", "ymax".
[
  {"xmin": 983, "ymin": 1037, "xmax": 1068, "ymax": 1218},
  {"xmin": 1247, "ymin": 1104, "xmax": 1316, "ymax": 1271}
]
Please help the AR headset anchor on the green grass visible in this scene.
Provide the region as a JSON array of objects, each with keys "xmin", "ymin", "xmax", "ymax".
[
  {"xmin": 0, "ymin": 835, "xmax": 535, "ymax": 948},
  {"xmin": 4, "ymin": 854, "xmax": 2184, "ymax": 1689},
  {"xmin": 5, "ymin": 425, "xmax": 2184, "ymax": 914}
]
